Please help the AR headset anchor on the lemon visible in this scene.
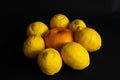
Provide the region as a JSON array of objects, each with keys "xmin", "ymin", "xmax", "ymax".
[
  {"xmin": 50, "ymin": 13, "xmax": 70, "ymax": 28},
  {"xmin": 61, "ymin": 42, "xmax": 90, "ymax": 70},
  {"xmin": 68, "ymin": 19, "xmax": 86, "ymax": 32},
  {"xmin": 23, "ymin": 36, "xmax": 45, "ymax": 59},
  {"xmin": 74, "ymin": 27, "xmax": 102, "ymax": 52},
  {"xmin": 27, "ymin": 21, "xmax": 49, "ymax": 37},
  {"xmin": 37, "ymin": 48, "xmax": 62, "ymax": 75}
]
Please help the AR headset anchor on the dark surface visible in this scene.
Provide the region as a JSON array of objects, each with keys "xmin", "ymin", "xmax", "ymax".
[{"xmin": 4, "ymin": 0, "xmax": 120, "ymax": 80}]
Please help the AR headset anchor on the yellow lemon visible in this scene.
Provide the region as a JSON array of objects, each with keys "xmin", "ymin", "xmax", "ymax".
[
  {"xmin": 27, "ymin": 21, "xmax": 49, "ymax": 37},
  {"xmin": 37, "ymin": 48, "xmax": 62, "ymax": 75},
  {"xmin": 74, "ymin": 27, "xmax": 102, "ymax": 52},
  {"xmin": 68, "ymin": 19, "xmax": 86, "ymax": 32},
  {"xmin": 61, "ymin": 42, "xmax": 90, "ymax": 70},
  {"xmin": 50, "ymin": 13, "xmax": 70, "ymax": 28},
  {"xmin": 23, "ymin": 36, "xmax": 45, "ymax": 59}
]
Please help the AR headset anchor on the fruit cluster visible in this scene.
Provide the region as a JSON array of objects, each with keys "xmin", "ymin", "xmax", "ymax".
[{"xmin": 23, "ymin": 13, "xmax": 102, "ymax": 75}]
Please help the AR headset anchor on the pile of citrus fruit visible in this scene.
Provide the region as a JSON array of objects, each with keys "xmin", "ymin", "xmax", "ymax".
[{"xmin": 23, "ymin": 13, "xmax": 102, "ymax": 75}]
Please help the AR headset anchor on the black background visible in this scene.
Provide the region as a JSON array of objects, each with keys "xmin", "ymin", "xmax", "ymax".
[{"xmin": 3, "ymin": 0, "xmax": 120, "ymax": 79}]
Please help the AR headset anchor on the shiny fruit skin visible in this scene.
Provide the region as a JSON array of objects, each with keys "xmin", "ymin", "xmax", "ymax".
[
  {"xmin": 23, "ymin": 36, "xmax": 45, "ymax": 59},
  {"xmin": 69, "ymin": 19, "xmax": 86, "ymax": 32},
  {"xmin": 27, "ymin": 21, "xmax": 48, "ymax": 37},
  {"xmin": 44, "ymin": 27, "xmax": 74, "ymax": 51},
  {"xmin": 61, "ymin": 42, "xmax": 90, "ymax": 70},
  {"xmin": 37, "ymin": 48, "xmax": 62, "ymax": 75},
  {"xmin": 74, "ymin": 27, "xmax": 102, "ymax": 52},
  {"xmin": 50, "ymin": 14, "xmax": 70, "ymax": 28}
]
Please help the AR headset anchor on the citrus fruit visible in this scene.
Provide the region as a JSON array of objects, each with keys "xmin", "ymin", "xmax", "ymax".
[
  {"xmin": 50, "ymin": 13, "xmax": 70, "ymax": 28},
  {"xmin": 74, "ymin": 27, "xmax": 102, "ymax": 52},
  {"xmin": 44, "ymin": 27, "xmax": 74, "ymax": 51},
  {"xmin": 68, "ymin": 19, "xmax": 86, "ymax": 32},
  {"xmin": 27, "ymin": 21, "xmax": 49, "ymax": 37},
  {"xmin": 23, "ymin": 36, "xmax": 45, "ymax": 59},
  {"xmin": 61, "ymin": 42, "xmax": 90, "ymax": 70},
  {"xmin": 37, "ymin": 48, "xmax": 62, "ymax": 75}
]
